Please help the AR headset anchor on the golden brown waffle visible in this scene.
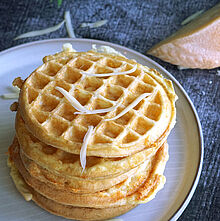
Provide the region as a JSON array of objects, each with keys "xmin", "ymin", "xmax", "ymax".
[
  {"xmin": 20, "ymin": 149, "xmax": 140, "ymax": 193},
  {"xmin": 7, "ymin": 46, "xmax": 177, "ymax": 220},
  {"xmin": 8, "ymin": 153, "xmax": 136, "ymax": 221},
  {"xmin": 16, "ymin": 111, "xmax": 158, "ymax": 179},
  {"xmin": 10, "ymin": 137, "xmax": 168, "ymax": 208},
  {"xmin": 32, "ymin": 191, "xmax": 136, "ymax": 221},
  {"xmin": 18, "ymin": 50, "xmax": 177, "ymax": 157}
]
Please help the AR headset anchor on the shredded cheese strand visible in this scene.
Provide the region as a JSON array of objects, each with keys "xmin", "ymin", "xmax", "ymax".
[
  {"xmin": 1, "ymin": 93, "xmax": 19, "ymax": 99},
  {"xmin": 104, "ymin": 91, "xmax": 157, "ymax": 121},
  {"xmin": 1, "ymin": 85, "xmax": 20, "ymax": 99},
  {"xmin": 62, "ymin": 43, "xmax": 76, "ymax": 52},
  {"xmin": 64, "ymin": 11, "xmax": 76, "ymax": 38},
  {"xmin": 181, "ymin": 10, "xmax": 204, "ymax": 25},
  {"xmin": 80, "ymin": 126, "xmax": 94, "ymax": 172},
  {"xmin": 92, "ymin": 45, "xmax": 126, "ymax": 58},
  {"xmin": 56, "ymin": 86, "xmax": 123, "ymax": 115},
  {"xmin": 11, "ymin": 86, "xmax": 20, "ymax": 93},
  {"xmin": 80, "ymin": 19, "xmax": 108, "ymax": 28},
  {"xmin": 74, "ymin": 99, "xmax": 123, "ymax": 115},
  {"xmin": 55, "ymin": 87, "xmax": 88, "ymax": 112},
  {"xmin": 14, "ymin": 20, "xmax": 65, "ymax": 40},
  {"xmin": 81, "ymin": 64, "xmax": 137, "ymax": 77}
]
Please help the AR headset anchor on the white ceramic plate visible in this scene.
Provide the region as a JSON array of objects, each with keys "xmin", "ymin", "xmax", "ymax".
[{"xmin": 0, "ymin": 39, "xmax": 203, "ymax": 221}]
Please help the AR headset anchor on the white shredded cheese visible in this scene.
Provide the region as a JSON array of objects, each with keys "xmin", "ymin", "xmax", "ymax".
[
  {"xmin": 11, "ymin": 85, "xmax": 20, "ymax": 93},
  {"xmin": 80, "ymin": 64, "xmax": 137, "ymax": 77},
  {"xmin": 14, "ymin": 20, "xmax": 65, "ymax": 40},
  {"xmin": 181, "ymin": 9, "xmax": 204, "ymax": 25},
  {"xmin": 80, "ymin": 19, "xmax": 108, "ymax": 28},
  {"xmin": 64, "ymin": 11, "xmax": 76, "ymax": 38},
  {"xmin": 91, "ymin": 44, "xmax": 125, "ymax": 58},
  {"xmin": 62, "ymin": 43, "xmax": 76, "ymax": 52},
  {"xmin": 55, "ymin": 87, "xmax": 89, "ymax": 112},
  {"xmin": 56, "ymin": 86, "xmax": 123, "ymax": 116},
  {"xmin": 75, "ymin": 99, "xmax": 123, "ymax": 115},
  {"xmin": 1, "ymin": 93, "xmax": 19, "ymax": 99},
  {"xmin": 1, "ymin": 85, "xmax": 20, "ymax": 99},
  {"xmin": 104, "ymin": 91, "xmax": 156, "ymax": 121},
  {"xmin": 80, "ymin": 126, "xmax": 94, "ymax": 172}
]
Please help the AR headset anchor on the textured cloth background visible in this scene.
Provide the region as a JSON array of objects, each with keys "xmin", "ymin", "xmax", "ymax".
[{"xmin": 0, "ymin": 0, "xmax": 219, "ymax": 220}]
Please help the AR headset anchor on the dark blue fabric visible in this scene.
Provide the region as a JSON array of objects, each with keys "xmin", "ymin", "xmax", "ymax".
[{"xmin": 0, "ymin": 0, "xmax": 219, "ymax": 220}]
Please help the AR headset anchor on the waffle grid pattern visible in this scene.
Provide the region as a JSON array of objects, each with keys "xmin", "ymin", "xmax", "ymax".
[{"xmin": 22, "ymin": 52, "xmax": 165, "ymax": 152}]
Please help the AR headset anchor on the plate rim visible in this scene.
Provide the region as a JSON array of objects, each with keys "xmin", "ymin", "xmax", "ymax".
[{"xmin": 0, "ymin": 38, "xmax": 204, "ymax": 221}]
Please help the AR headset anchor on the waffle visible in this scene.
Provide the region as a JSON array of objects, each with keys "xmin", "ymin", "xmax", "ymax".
[
  {"xmin": 8, "ymin": 45, "xmax": 177, "ymax": 220},
  {"xmin": 8, "ymin": 155, "xmax": 136, "ymax": 221},
  {"xmin": 9, "ymin": 136, "xmax": 168, "ymax": 208},
  {"xmin": 32, "ymin": 191, "xmax": 136, "ymax": 221},
  {"xmin": 16, "ymin": 111, "xmax": 158, "ymax": 179},
  {"xmin": 20, "ymin": 147, "xmax": 141, "ymax": 193},
  {"xmin": 18, "ymin": 50, "xmax": 177, "ymax": 157}
]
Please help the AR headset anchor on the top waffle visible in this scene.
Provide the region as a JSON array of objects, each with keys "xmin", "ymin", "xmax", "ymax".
[{"xmin": 18, "ymin": 49, "xmax": 177, "ymax": 157}]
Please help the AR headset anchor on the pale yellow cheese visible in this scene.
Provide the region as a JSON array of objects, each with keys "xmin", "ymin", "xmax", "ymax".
[
  {"xmin": 148, "ymin": 3, "xmax": 220, "ymax": 69},
  {"xmin": 7, "ymin": 158, "xmax": 32, "ymax": 201}
]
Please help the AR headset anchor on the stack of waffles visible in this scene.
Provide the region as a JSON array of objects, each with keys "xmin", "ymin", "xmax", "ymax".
[{"xmin": 8, "ymin": 45, "xmax": 177, "ymax": 221}]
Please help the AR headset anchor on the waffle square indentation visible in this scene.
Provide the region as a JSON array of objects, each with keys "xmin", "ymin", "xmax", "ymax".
[
  {"xmin": 74, "ymin": 90, "xmax": 92, "ymax": 106},
  {"xmin": 132, "ymin": 117, "xmax": 153, "ymax": 135},
  {"xmin": 122, "ymin": 131, "xmax": 139, "ymax": 144},
  {"xmin": 77, "ymin": 115, "xmax": 102, "ymax": 128},
  {"xmin": 27, "ymin": 88, "xmax": 39, "ymax": 104},
  {"xmin": 57, "ymin": 103, "xmax": 77, "ymax": 121},
  {"xmin": 82, "ymin": 77, "xmax": 103, "ymax": 92},
  {"xmin": 32, "ymin": 108, "xmax": 48, "ymax": 124},
  {"xmin": 114, "ymin": 75, "xmax": 133, "ymax": 88},
  {"xmin": 74, "ymin": 58, "xmax": 93, "ymax": 71},
  {"xmin": 132, "ymin": 82, "xmax": 154, "ymax": 96},
  {"xmin": 152, "ymin": 92, "xmax": 162, "ymax": 105},
  {"xmin": 31, "ymin": 72, "xmax": 50, "ymax": 89},
  {"xmin": 93, "ymin": 98, "xmax": 113, "ymax": 110},
  {"xmin": 52, "ymin": 81, "xmax": 71, "ymax": 98},
  {"xmin": 106, "ymin": 59, "xmax": 123, "ymax": 68},
  {"xmin": 67, "ymin": 126, "xmax": 87, "ymax": 143},
  {"xmin": 114, "ymin": 107, "xmax": 134, "ymax": 125},
  {"xmin": 142, "ymin": 74, "xmax": 157, "ymax": 87},
  {"xmin": 100, "ymin": 85, "xmax": 123, "ymax": 101},
  {"xmin": 63, "ymin": 66, "xmax": 82, "ymax": 84},
  {"xmin": 95, "ymin": 66, "xmax": 113, "ymax": 76},
  {"xmin": 45, "ymin": 118, "xmax": 69, "ymax": 136},
  {"xmin": 39, "ymin": 95, "xmax": 59, "ymax": 112},
  {"xmin": 144, "ymin": 104, "xmax": 161, "ymax": 121},
  {"xmin": 102, "ymin": 121, "xmax": 124, "ymax": 139},
  {"xmin": 42, "ymin": 62, "xmax": 62, "ymax": 76},
  {"xmin": 121, "ymin": 63, "xmax": 140, "ymax": 77},
  {"xmin": 92, "ymin": 134, "xmax": 112, "ymax": 144}
]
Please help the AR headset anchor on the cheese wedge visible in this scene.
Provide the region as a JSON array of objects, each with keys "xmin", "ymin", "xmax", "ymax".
[{"xmin": 147, "ymin": 3, "xmax": 220, "ymax": 69}]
